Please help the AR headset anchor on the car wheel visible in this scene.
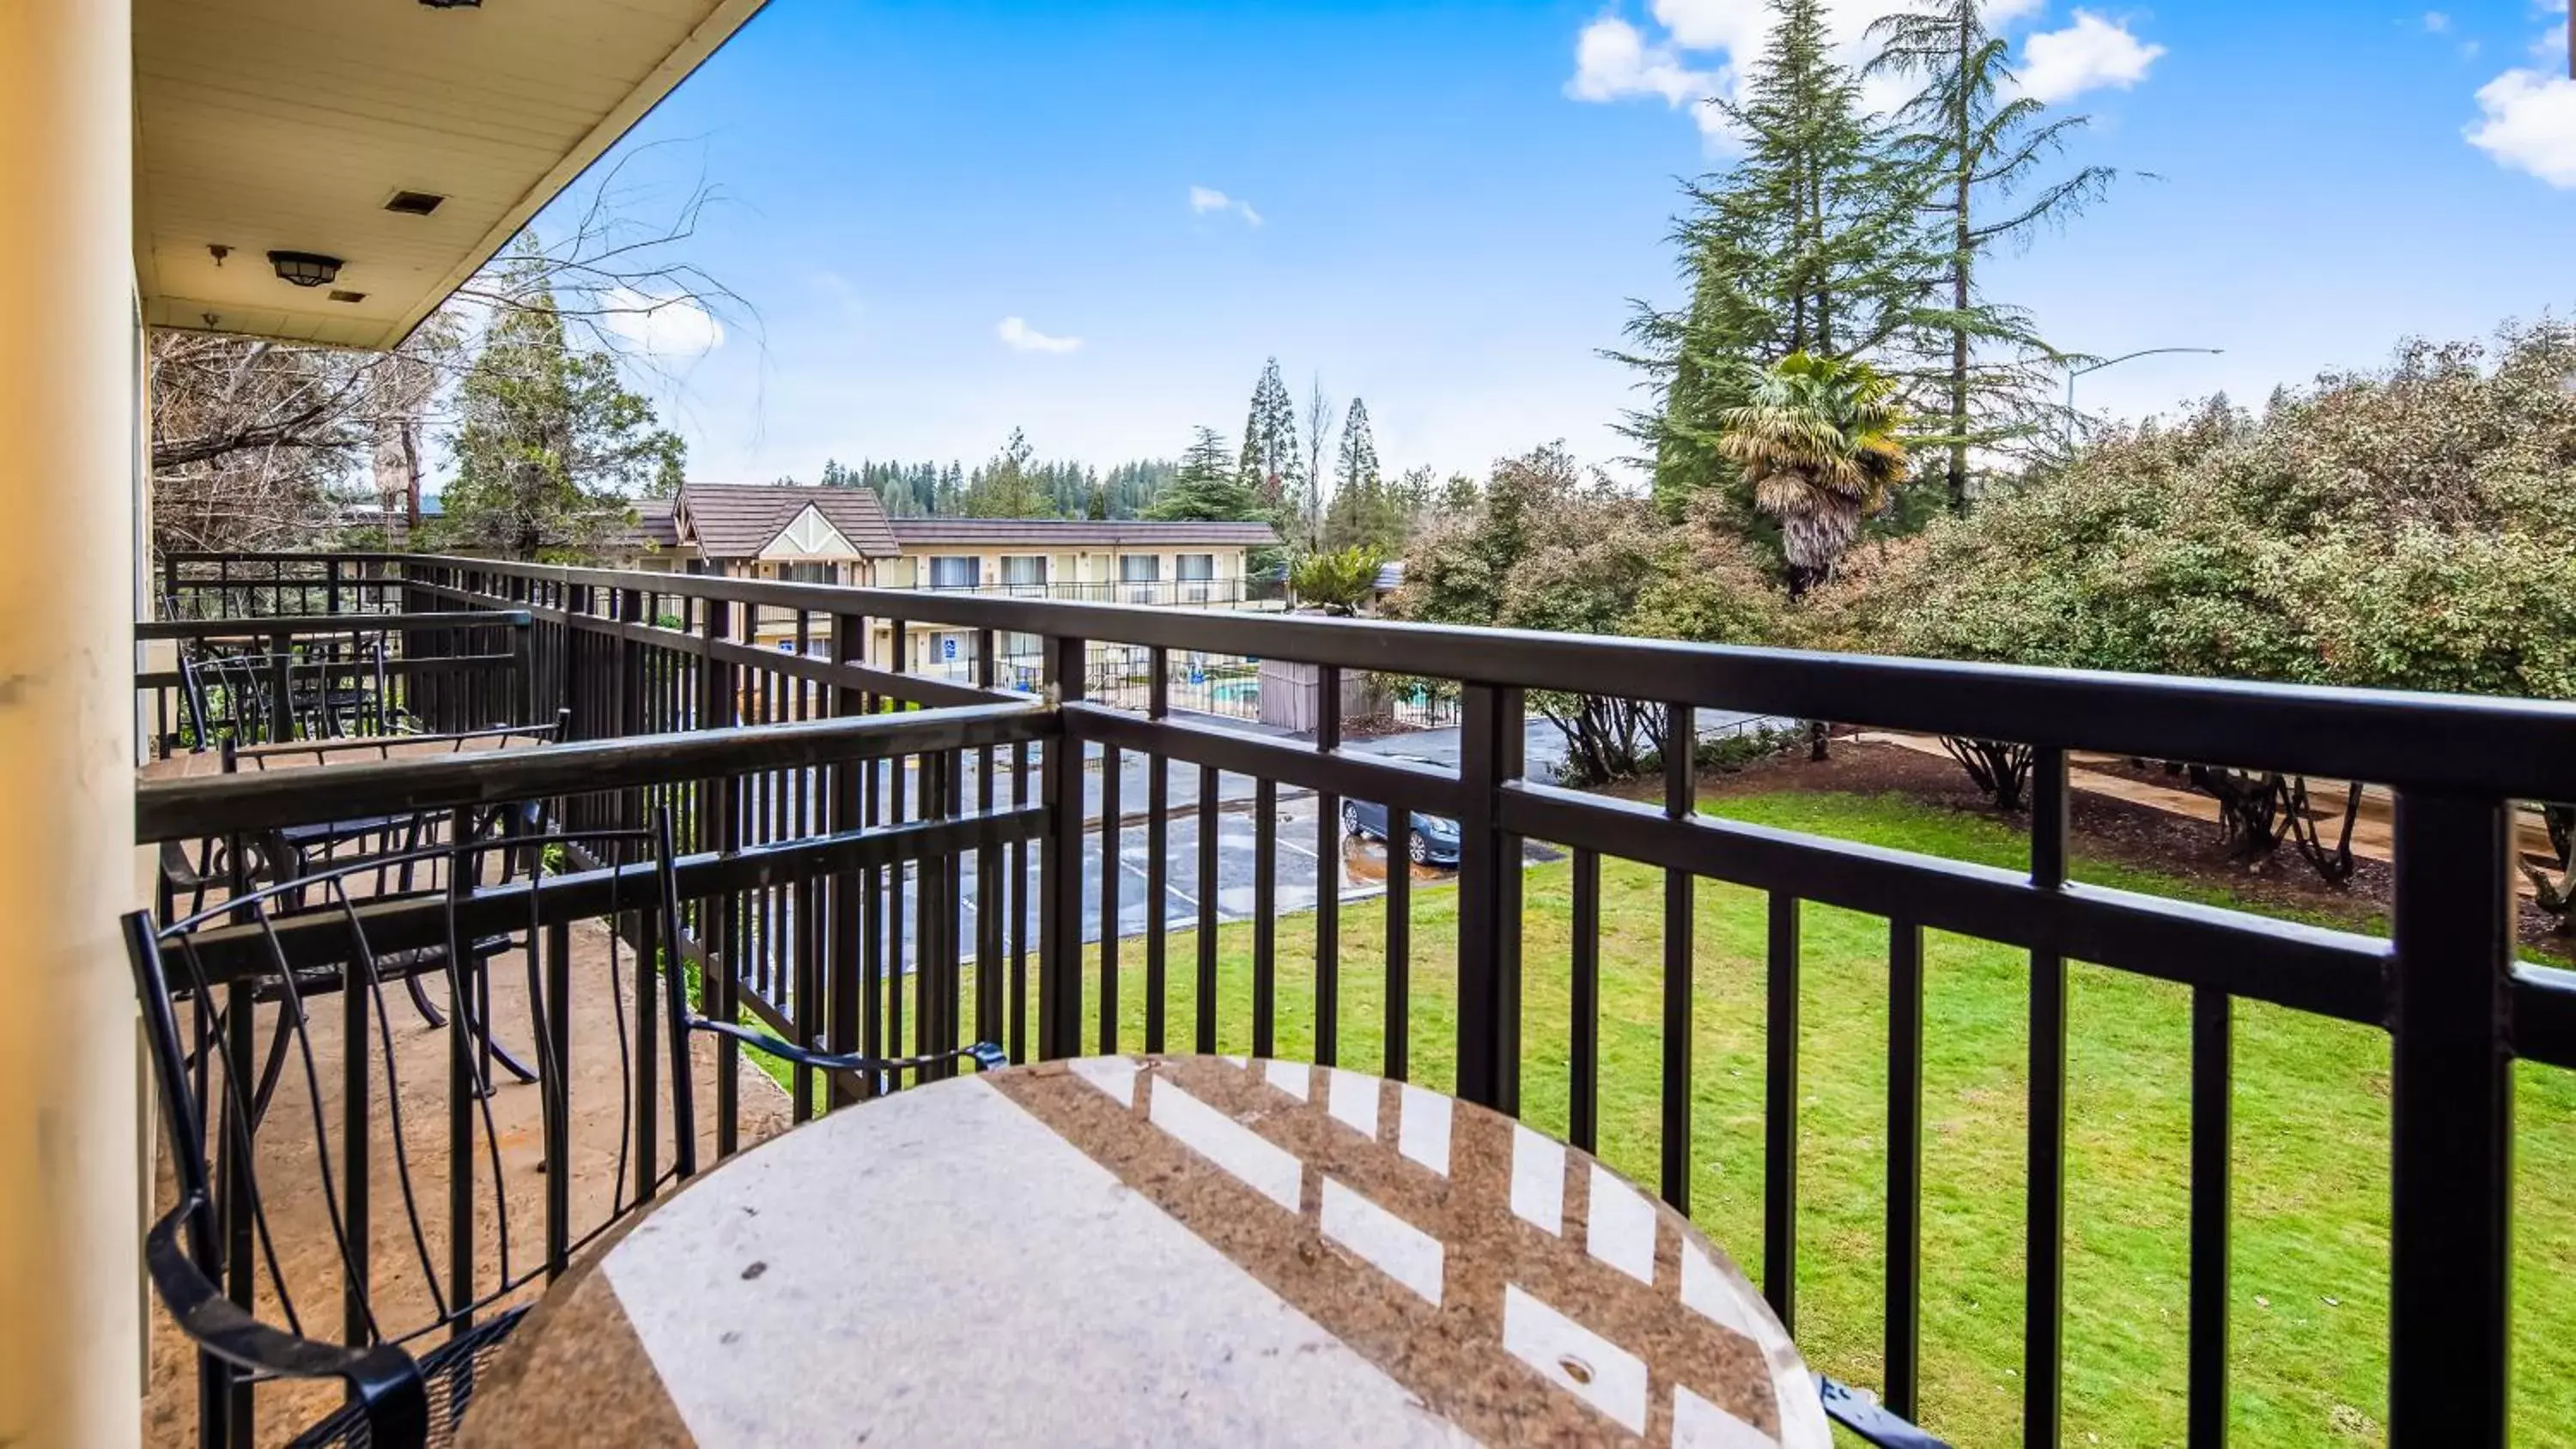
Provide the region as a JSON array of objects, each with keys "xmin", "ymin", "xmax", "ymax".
[
  {"xmin": 1341, "ymin": 801, "xmax": 1363, "ymax": 837},
  {"xmin": 1407, "ymin": 830, "xmax": 1431, "ymax": 864}
]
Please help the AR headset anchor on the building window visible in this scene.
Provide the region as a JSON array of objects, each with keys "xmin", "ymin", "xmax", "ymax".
[
  {"xmin": 783, "ymin": 561, "xmax": 836, "ymax": 585},
  {"xmin": 1000, "ymin": 555, "xmax": 1047, "ymax": 588},
  {"xmin": 928, "ymin": 555, "xmax": 978, "ymax": 589},
  {"xmin": 1176, "ymin": 554, "xmax": 1215, "ymax": 581},
  {"xmin": 1119, "ymin": 555, "xmax": 1162, "ymax": 582}
]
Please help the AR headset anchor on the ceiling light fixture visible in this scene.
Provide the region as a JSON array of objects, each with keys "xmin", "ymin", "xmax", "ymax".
[{"xmin": 267, "ymin": 252, "xmax": 343, "ymax": 288}]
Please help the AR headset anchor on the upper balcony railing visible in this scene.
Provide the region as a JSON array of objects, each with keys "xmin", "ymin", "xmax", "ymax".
[
  {"xmin": 900, "ymin": 576, "xmax": 1287, "ymax": 609},
  {"xmin": 137, "ymin": 549, "xmax": 2576, "ymax": 1448}
]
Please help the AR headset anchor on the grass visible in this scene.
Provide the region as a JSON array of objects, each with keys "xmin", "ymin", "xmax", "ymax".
[{"xmin": 925, "ymin": 787, "xmax": 2572, "ymax": 1449}]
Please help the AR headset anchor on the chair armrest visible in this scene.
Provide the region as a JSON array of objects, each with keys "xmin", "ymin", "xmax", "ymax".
[
  {"xmin": 690, "ymin": 1016, "xmax": 1006, "ymax": 1076},
  {"xmin": 145, "ymin": 1199, "xmax": 428, "ymax": 1448},
  {"xmin": 1816, "ymin": 1376, "xmax": 1950, "ymax": 1448}
]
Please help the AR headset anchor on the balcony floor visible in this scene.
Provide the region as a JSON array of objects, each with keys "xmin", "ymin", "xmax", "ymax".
[{"xmin": 146, "ymin": 919, "xmax": 793, "ymax": 1449}]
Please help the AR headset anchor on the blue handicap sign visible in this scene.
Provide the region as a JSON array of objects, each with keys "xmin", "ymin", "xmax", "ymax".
[{"xmin": 941, "ymin": 636, "xmax": 958, "ymax": 661}]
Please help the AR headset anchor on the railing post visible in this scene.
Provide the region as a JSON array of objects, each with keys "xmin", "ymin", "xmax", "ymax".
[
  {"xmin": 616, "ymin": 586, "xmax": 643, "ymax": 752},
  {"xmin": 2389, "ymin": 791, "xmax": 2512, "ymax": 1448},
  {"xmin": 2026, "ymin": 745, "xmax": 2070, "ymax": 1449},
  {"xmin": 1039, "ymin": 633, "xmax": 1088, "ymax": 1060},
  {"xmin": 563, "ymin": 582, "xmax": 589, "ymax": 729},
  {"xmin": 700, "ymin": 598, "xmax": 739, "ymax": 1155},
  {"xmin": 267, "ymin": 627, "xmax": 294, "ymax": 743},
  {"xmin": 828, "ymin": 609, "xmax": 867, "ymax": 1105},
  {"xmin": 1455, "ymin": 682, "xmax": 1524, "ymax": 1113},
  {"xmin": 1668, "ymin": 702, "xmax": 1700, "ymax": 1216},
  {"xmin": 509, "ymin": 616, "xmax": 534, "ymax": 728}
]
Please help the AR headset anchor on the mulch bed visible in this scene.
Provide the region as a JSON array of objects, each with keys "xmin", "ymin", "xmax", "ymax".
[{"xmin": 1603, "ymin": 736, "xmax": 2570, "ymax": 953}]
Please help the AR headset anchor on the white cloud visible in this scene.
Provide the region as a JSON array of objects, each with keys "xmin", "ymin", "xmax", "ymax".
[
  {"xmin": 1566, "ymin": 15, "xmax": 1727, "ymax": 138},
  {"xmin": 2467, "ymin": 68, "xmax": 2576, "ymax": 185},
  {"xmin": 2424, "ymin": 11, "xmax": 2451, "ymax": 34},
  {"xmin": 995, "ymin": 316, "xmax": 1082, "ymax": 355},
  {"xmin": 2463, "ymin": 3, "xmax": 2575, "ymax": 187},
  {"xmin": 1641, "ymin": 0, "xmax": 1765, "ymax": 57},
  {"xmin": 2534, "ymin": 3, "xmax": 2568, "ymax": 67},
  {"xmin": 1188, "ymin": 185, "xmax": 1263, "ymax": 226},
  {"xmin": 596, "ymin": 285, "xmax": 724, "ymax": 357},
  {"xmin": 1567, "ymin": 0, "xmax": 2085, "ymax": 149},
  {"xmin": 2016, "ymin": 11, "xmax": 2166, "ymax": 104}
]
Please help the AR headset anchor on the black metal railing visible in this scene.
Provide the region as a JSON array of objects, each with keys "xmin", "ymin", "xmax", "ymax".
[
  {"xmin": 137, "ymin": 609, "xmax": 533, "ymax": 756},
  {"xmin": 904, "ymin": 576, "xmax": 1285, "ymax": 609},
  {"xmin": 142, "ymin": 550, "xmax": 2576, "ymax": 1449},
  {"xmin": 160, "ymin": 551, "xmax": 407, "ymax": 620}
]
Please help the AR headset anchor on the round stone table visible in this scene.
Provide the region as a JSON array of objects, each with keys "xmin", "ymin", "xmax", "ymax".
[{"xmin": 462, "ymin": 1056, "xmax": 1830, "ymax": 1447}]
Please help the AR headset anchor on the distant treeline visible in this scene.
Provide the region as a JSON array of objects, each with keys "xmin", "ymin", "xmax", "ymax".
[{"xmin": 811, "ymin": 455, "xmax": 1179, "ymax": 519}]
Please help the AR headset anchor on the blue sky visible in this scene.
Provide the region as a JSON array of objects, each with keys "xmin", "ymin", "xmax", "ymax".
[{"xmin": 554, "ymin": 0, "xmax": 2576, "ymax": 485}]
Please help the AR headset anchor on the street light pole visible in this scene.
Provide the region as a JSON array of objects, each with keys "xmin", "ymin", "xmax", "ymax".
[{"xmin": 2063, "ymin": 346, "xmax": 2226, "ymax": 448}]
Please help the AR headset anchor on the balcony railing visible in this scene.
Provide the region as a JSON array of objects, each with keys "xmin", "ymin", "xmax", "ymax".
[
  {"xmin": 903, "ymin": 576, "xmax": 1285, "ymax": 608},
  {"xmin": 137, "ymin": 549, "xmax": 2576, "ymax": 1447},
  {"xmin": 137, "ymin": 607, "xmax": 533, "ymax": 755}
]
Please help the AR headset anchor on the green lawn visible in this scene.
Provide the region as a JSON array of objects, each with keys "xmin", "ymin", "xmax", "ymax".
[{"xmin": 987, "ymin": 789, "xmax": 2573, "ymax": 1448}]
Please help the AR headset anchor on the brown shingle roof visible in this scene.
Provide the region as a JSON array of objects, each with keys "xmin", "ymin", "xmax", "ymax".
[
  {"xmin": 886, "ymin": 518, "xmax": 1280, "ymax": 548},
  {"xmin": 676, "ymin": 484, "xmax": 900, "ymax": 559},
  {"xmin": 603, "ymin": 498, "xmax": 683, "ymax": 554}
]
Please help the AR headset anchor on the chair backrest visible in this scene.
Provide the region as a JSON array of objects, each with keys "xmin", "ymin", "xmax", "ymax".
[
  {"xmin": 128, "ymin": 809, "xmax": 696, "ymax": 1446},
  {"xmin": 180, "ymin": 647, "xmax": 299, "ymax": 749}
]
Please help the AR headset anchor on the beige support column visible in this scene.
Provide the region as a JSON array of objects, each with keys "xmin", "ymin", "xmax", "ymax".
[{"xmin": 0, "ymin": 2, "xmax": 145, "ymax": 1446}]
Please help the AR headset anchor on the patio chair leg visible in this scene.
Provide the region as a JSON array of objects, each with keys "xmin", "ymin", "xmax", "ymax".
[
  {"xmin": 247, "ymin": 1000, "xmax": 301, "ymax": 1130},
  {"xmin": 407, "ymin": 971, "xmax": 448, "ymax": 1028},
  {"xmin": 452, "ymin": 985, "xmax": 540, "ymax": 1090}
]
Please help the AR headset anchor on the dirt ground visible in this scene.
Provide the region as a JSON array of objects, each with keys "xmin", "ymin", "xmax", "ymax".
[
  {"xmin": 145, "ymin": 918, "xmax": 793, "ymax": 1449},
  {"xmin": 1625, "ymin": 735, "xmax": 2573, "ymax": 953}
]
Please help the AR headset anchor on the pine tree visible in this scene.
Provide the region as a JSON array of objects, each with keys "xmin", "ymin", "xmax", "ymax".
[
  {"xmin": 1149, "ymin": 427, "xmax": 1260, "ymax": 521},
  {"xmin": 1322, "ymin": 397, "xmax": 1395, "ymax": 552},
  {"xmin": 1236, "ymin": 358, "xmax": 1302, "ymax": 518},
  {"xmin": 1617, "ymin": 0, "xmax": 1932, "ymax": 526},
  {"xmin": 1439, "ymin": 472, "xmax": 1481, "ymax": 516},
  {"xmin": 440, "ymin": 238, "xmax": 683, "ymax": 561},
  {"xmin": 1334, "ymin": 397, "xmax": 1377, "ymax": 495},
  {"xmin": 1868, "ymin": 0, "xmax": 2112, "ymax": 512},
  {"xmin": 963, "ymin": 427, "xmax": 1054, "ymax": 517}
]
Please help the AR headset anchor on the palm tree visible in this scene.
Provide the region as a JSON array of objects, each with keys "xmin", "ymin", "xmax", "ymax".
[{"xmin": 1716, "ymin": 352, "xmax": 1909, "ymax": 597}]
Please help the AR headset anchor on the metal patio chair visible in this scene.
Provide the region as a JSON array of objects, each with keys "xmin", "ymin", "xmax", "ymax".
[
  {"xmin": 128, "ymin": 815, "xmax": 690, "ymax": 1449},
  {"xmin": 641, "ymin": 809, "xmax": 1005, "ymax": 1167}
]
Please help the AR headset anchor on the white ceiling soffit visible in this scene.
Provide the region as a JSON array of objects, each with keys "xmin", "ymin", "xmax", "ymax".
[{"xmin": 135, "ymin": 0, "xmax": 768, "ymax": 349}]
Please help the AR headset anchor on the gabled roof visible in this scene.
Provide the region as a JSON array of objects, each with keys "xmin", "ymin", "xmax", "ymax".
[
  {"xmin": 887, "ymin": 518, "xmax": 1281, "ymax": 548},
  {"xmin": 603, "ymin": 499, "xmax": 684, "ymax": 555},
  {"xmin": 675, "ymin": 484, "xmax": 899, "ymax": 559}
]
